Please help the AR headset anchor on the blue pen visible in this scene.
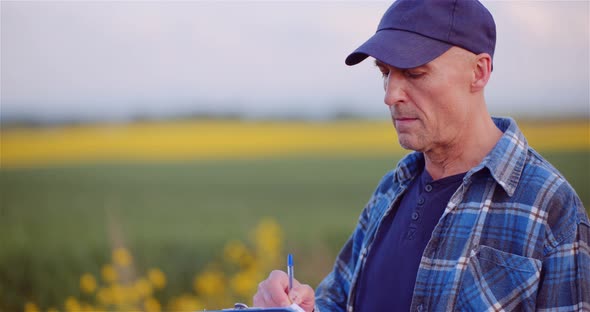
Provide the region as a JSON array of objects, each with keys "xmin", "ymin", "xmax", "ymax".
[{"xmin": 287, "ymin": 254, "xmax": 294, "ymax": 291}]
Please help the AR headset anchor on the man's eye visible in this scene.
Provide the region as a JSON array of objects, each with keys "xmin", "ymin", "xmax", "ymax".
[{"xmin": 404, "ymin": 70, "xmax": 424, "ymax": 79}]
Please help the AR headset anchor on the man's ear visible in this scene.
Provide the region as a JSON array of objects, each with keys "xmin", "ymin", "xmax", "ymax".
[{"xmin": 471, "ymin": 53, "xmax": 492, "ymax": 92}]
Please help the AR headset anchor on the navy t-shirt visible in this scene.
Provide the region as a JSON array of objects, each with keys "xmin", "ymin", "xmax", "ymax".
[{"xmin": 354, "ymin": 167, "xmax": 466, "ymax": 311}]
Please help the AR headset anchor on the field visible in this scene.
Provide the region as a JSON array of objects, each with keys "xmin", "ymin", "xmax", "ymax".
[{"xmin": 1, "ymin": 119, "xmax": 588, "ymax": 312}]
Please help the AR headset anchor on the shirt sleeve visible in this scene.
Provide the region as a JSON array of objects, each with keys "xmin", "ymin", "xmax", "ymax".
[
  {"xmin": 536, "ymin": 190, "xmax": 590, "ymax": 310},
  {"xmin": 314, "ymin": 206, "xmax": 370, "ymax": 312}
]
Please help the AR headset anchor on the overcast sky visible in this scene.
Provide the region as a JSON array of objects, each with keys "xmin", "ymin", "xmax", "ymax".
[{"xmin": 1, "ymin": 1, "xmax": 589, "ymax": 122}]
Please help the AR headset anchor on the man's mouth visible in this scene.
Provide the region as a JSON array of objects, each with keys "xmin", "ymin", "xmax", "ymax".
[
  {"xmin": 393, "ymin": 116, "xmax": 419, "ymax": 129},
  {"xmin": 394, "ymin": 117, "xmax": 419, "ymax": 123}
]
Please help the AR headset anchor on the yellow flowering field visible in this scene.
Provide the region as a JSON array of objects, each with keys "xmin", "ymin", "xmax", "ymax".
[{"xmin": 1, "ymin": 119, "xmax": 588, "ymax": 168}]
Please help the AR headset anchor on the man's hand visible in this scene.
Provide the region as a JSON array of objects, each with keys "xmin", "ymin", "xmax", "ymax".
[{"xmin": 253, "ymin": 270, "xmax": 315, "ymax": 312}]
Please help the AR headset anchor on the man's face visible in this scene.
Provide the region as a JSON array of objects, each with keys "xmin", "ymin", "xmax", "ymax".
[{"xmin": 376, "ymin": 47, "xmax": 476, "ymax": 153}]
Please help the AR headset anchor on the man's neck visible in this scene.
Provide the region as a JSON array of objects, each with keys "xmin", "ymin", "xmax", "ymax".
[{"xmin": 424, "ymin": 115, "xmax": 503, "ymax": 181}]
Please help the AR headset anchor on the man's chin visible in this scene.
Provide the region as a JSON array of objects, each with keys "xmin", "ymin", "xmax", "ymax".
[
  {"xmin": 397, "ymin": 136, "xmax": 423, "ymax": 152},
  {"xmin": 398, "ymin": 140, "xmax": 416, "ymax": 151}
]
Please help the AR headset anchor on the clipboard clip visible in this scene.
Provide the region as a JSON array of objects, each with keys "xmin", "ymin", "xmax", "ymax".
[{"xmin": 232, "ymin": 303, "xmax": 250, "ymax": 310}]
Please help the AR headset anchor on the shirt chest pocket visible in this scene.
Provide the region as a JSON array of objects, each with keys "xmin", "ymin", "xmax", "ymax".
[{"xmin": 455, "ymin": 245, "xmax": 542, "ymax": 312}]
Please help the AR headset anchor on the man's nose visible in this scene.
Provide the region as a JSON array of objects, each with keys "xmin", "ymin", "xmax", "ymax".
[{"xmin": 384, "ymin": 71, "xmax": 407, "ymax": 107}]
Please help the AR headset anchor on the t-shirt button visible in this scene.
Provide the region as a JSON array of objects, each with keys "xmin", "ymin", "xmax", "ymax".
[
  {"xmin": 425, "ymin": 184, "xmax": 432, "ymax": 192},
  {"xmin": 412, "ymin": 211, "xmax": 420, "ymax": 220},
  {"xmin": 418, "ymin": 197, "xmax": 425, "ymax": 205}
]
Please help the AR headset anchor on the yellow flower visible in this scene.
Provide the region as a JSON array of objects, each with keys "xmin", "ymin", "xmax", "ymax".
[
  {"xmin": 80, "ymin": 273, "xmax": 97, "ymax": 293},
  {"xmin": 255, "ymin": 218, "xmax": 283, "ymax": 265},
  {"xmin": 242, "ymin": 252, "xmax": 256, "ymax": 268},
  {"xmin": 101, "ymin": 264, "xmax": 117, "ymax": 283},
  {"xmin": 230, "ymin": 269, "xmax": 260, "ymax": 298},
  {"xmin": 112, "ymin": 247, "xmax": 133, "ymax": 267},
  {"xmin": 97, "ymin": 287, "xmax": 113, "ymax": 305},
  {"xmin": 135, "ymin": 278, "xmax": 154, "ymax": 298},
  {"xmin": 124, "ymin": 285, "xmax": 141, "ymax": 304},
  {"xmin": 194, "ymin": 269, "xmax": 225, "ymax": 297},
  {"xmin": 24, "ymin": 302, "xmax": 40, "ymax": 312},
  {"xmin": 108, "ymin": 284, "xmax": 139, "ymax": 306},
  {"xmin": 168, "ymin": 294, "xmax": 203, "ymax": 312},
  {"xmin": 224, "ymin": 240, "xmax": 257, "ymax": 269},
  {"xmin": 64, "ymin": 296, "xmax": 80, "ymax": 312},
  {"xmin": 144, "ymin": 297, "xmax": 161, "ymax": 312},
  {"xmin": 224, "ymin": 241, "xmax": 249, "ymax": 263},
  {"xmin": 147, "ymin": 268, "xmax": 166, "ymax": 289},
  {"xmin": 110, "ymin": 285, "xmax": 125, "ymax": 305}
]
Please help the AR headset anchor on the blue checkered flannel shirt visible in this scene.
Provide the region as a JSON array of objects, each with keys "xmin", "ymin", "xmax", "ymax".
[{"xmin": 315, "ymin": 117, "xmax": 590, "ymax": 312}]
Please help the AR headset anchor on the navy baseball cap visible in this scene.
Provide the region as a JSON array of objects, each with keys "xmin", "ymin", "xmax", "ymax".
[{"xmin": 345, "ymin": 0, "xmax": 496, "ymax": 69}]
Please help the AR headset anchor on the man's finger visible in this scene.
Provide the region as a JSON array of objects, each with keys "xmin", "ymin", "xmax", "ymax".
[
  {"xmin": 288, "ymin": 283, "xmax": 315, "ymax": 312},
  {"xmin": 254, "ymin": 270, "xmax": 291, "ymax": 307},
  {"xmin": 253, "ymin": 290, "xmax": 264, "ymax": 307},
  {"xmin": 267, "ymin": 281, "xmax": 291, "ymax": 306}
]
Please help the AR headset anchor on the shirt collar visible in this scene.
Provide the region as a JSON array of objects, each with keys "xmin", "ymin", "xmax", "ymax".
[
  {"xmin": 394, "ymin": 152, "xmax": 424, "ymax": 186},
  {"xmin": 393, "ymin": 117, "xmax": 528, "ymax": 197},
  {"xmin": 475, "ymin": 117, "xmax": 528, "ymax": 197}
]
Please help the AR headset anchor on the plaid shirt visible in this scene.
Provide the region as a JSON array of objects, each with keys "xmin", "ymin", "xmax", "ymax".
[{"xmin": 315, "ymin": 117, "xmax": 590, "ymax": 312}]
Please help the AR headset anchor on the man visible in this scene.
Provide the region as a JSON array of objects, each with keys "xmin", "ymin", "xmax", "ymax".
[{"xmin": 253, "ymin": 0, "xmax": 590, "ymax": 311}]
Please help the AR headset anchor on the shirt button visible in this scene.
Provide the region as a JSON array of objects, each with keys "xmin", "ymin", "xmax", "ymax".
[
  {"xmin": 425, "ymin": 184, "xmax": 432, "ymax": 192},
  {"xmin": 418, "ymin": 197, "xmax": 425, "ymax": 205},
  {"xmin": 412, "ymin": 211, "xmax": 420, "ymax": 220},
  {"xmin": 417, "ymin": 304, "xmax": 424, "ymax": 312},
  {"xmin": 407, "ymin": 228, "xmax": 416, "ymax": 239}
]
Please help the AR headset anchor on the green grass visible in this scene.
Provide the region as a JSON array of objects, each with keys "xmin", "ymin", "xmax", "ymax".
[{"xmin": 1, "ymin": 151, "xmax": 588, "ymax": 311}]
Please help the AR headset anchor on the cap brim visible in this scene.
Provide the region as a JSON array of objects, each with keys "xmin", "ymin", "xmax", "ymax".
[{"xmin": 345, "ymin": 29, "xmax": 453, "ymax": 68}]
